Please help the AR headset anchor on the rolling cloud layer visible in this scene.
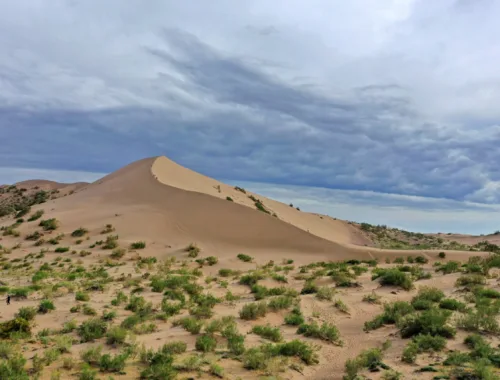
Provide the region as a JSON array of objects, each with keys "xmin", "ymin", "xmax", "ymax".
[{"xmin": 1, "ymin": 0, "xmax": 500, "ymax": 232}]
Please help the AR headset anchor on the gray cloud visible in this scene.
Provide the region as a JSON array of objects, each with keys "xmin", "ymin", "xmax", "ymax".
[{"xmin": 1, "ymin": 0, "xmax": 500, "ymax": 230}]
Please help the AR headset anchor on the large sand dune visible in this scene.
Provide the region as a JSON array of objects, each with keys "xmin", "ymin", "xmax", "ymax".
[{"xmin": 28, "ymin": 156, "xmax": 478, "ymax": 264}]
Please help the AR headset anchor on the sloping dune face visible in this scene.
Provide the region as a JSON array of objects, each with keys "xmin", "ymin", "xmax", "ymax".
[
  {"xmin": 151, "ymin": 156, "xmax": 371, "ymax": 247},
  {"xmin": 45, "ymin": 156, "xmax": 371, "ymax": 262}
]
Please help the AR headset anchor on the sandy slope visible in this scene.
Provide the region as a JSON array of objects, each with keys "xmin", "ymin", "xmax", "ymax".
[
  {"xmin": 1, "ymin": 155, "xmax": 496, "ymax": 380},
  {"xmin": 23, "ymin": 156, "xmax": 478, "ymax": 264}
]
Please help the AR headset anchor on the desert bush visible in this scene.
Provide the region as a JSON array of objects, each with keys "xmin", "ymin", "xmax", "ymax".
[
  {"xmin": 297, "ymin": 322, "xmax": 342, "ymax": 345},
  {"xmin": 372, "ymin": 268, "xmax": 413, "ymax": 290},
  {"xmin": 438, "ymin": 252, "xmax": 446, "ymax": 259},
  {"xmin": 110, "ymin": 248, "xmax": 125, "ymax": 259},
  {"xmin": 28, "ymin": 210, "xmax": 44, "ymax": 221},
  {"xmin": 456, "ymin": 274, "xmax": 486, "ymax": 287},
  {"xmin": 102, "ymin": 235, "xmax": 119, "ymax": 249},
  {"xmin": 172, "ymin": 317, "xmax": 203, "ymax": 334},
  {"xmin": 62, "ymin": 319, "xmax": 77, "ymax": 333},
  {"xmin": 25, "ymin": 231, "xmax": 42, "ymax": 241},
  {"xmin": 285, "ymin": 307, "xmax": 305, "ymax": 326},
  {"xmin": 205, "ymin": 256, "xmax": 218, "ymax": 266},
  {"xmin": 16, "ymin": 307, "xmax": 37, "ymax": 321},
  {"xmin": 456, "ymin": 310, "xmax": 500, "ymax": 333},
  {"xmin": 78, "ymin": 318, "xmax": 107, "ymax": 342},
  {"xmin": 362, "ymin": 292, "xmax": 381, "ymax": 304},
  {"xmin": 439, "ymin": 298, "xmax": 466, "ymax": 311},
  {"xmin": 75, "ymin": 291, "xmax": 90, "ymax": 302},
  {"xmin": 185, "ymin": 243, "xmax": 200, "ymax": 258},
  {"xmin": 0, "ymin": 318, "xmax": 31, "ymax": 338},
  {"xmin": 240, "ymin": 302, "xmax": 268, "ymax": 320},
  {"xmin": 301, "ymin": 280, "xmax": 318, "ymax": 294},
  {"xmin": 99, "ymin": 351, "xmax": 129, "ymax": 373},
  {"xmin": 130, "ymin": 241, "xmax": 146, "ymax": 250},
  {"xmin": 316, "ymin": 286, "xmax": 335, "ymax": 301},
  {"xmin": 436, "ymin": 260, "xmax": 461, "ymax": 274},
  {"xmin": 71, "ymin": 228, "xmax": 88, "ymax": 237},
  {"xmin": 54, "ymin": 335, "xmax": 73, "ymax": 353},
  {"xmin": 54, "ymin": 247, "xmax": 69, "ymax": 253},
  {"xmin": 252, "ymin": 324, "xmax": 283, "ymax": 342},
  {"xmin": 82, "ymin": 304, "xmax": 97, "ymax": 316},
  {"xmin": 39, "ymin": 218, "xmax": 58, "ymax": 231},
  {"xmin": 344, "ymin": 347, "xmax": 384, "ymax": 379},
  {"xmin": 195, "ymin": 334, "xmax": 217, "ymax": 352},
  {"xmin": 364, "ymin": 301, "xmax": 414, "ymax": 331},
  {"xmin": 237, "ymin": 253, "xmax": 253, "ymax": 262},
  {"xmin": 334, "ymin": 299, "xmax": 349, "ymax": 313},
  {"xmin": 268, "ymin": 295, "xmax": 294, "ymax": 311},
  {"xmin": 106, "ymin": 326, "xmax": 128, "ymax": 346},
  {"xmin": 397, "ymin": 308, "xmax": 455, "ymax": 338},
  {"xmin": 38, "ymin": 299, "xmax": 55, "ymax": 314}
]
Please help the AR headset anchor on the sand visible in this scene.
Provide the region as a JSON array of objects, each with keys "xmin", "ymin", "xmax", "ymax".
[{"xmin": 0, "ymin": 155, "xmax": 497, "ymax": 380}]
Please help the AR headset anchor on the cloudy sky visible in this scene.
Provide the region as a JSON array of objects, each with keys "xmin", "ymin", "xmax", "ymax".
[{"xmin": 1, "ymin": 0, "xmax": 500, "ymax": 234}]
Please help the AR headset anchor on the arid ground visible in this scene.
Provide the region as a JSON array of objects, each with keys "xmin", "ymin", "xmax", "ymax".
[{"xmin": 0, "ymin": 156, "xmax": 499, "ymax": 380}]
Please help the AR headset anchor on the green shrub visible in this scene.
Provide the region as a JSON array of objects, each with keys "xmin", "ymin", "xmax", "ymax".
[
  {"xmin": 99, "ymin": 351, "xmax": 129, "ymax": 373},
  {"xmin": 71, "ymin": 228, "xmax": 88, "ymax": 237},
  {"xmin": 10, "ymin": 287, "xmax": 30, "ymax": 299},
  {"xmin": 297, "ymin": 321, "xmax": 342, "ymax": 345},
  {"xmin": 268, "ymin": 295, "xmax": 294, "ymax": 311},
  {"xmin": 397, "ymin": 308, "xmax": 455, "ymax": 338},
  {"xmin": 205, "ymin": 256, "xmax": 218, "ymax": 266},
  {"xmin": 0, "ymin": 318, "xmax": 31, "ymax": 339},
  {"xmin": 252, "ymin": 324, "xmax": 283, "ymax": 342},
  {"xmin": 364, "ymin": 301, "xmax": 414, "ymax": 331},
  {"xmin": 456, "ymin": 274, "xmax": 486, "ymax": 287},
  {"xmin": 237, "ymin": 254, "xmax": 253, "ymax": 262},
  {"xmin": 301, "ymin": 280, "xmax": 318, "ymax": 294},
  {"xmin": 106, "ymin": 326, "xmax": 127, "ymax": 346},
  {"xmin": 316, "ymin": 286, "xmax": 335, "ymax": 301},
  {"xmin": 16, "ymin": 307, "xmax": 37, "ymax": 321},
  {"xmin": 76, "ymin": 292, "xmax": 90, "ymax": 302},
  {"xmin": 39, "ymin": 218, "xmax": 58, "ymax": 231},
  {"xmin": 172, "ymin": 317, "xmax": 203, "ymax": 334},
  {"xmin": 344, "ymin": 347, "xmax": 383, "ymax": 379},
  {"xmin": 102, "ymin": 235, "xmax": 119, "ymax": 250},
  {"xmin": 38, "ymin": 299, "xmax": 55, "ymax": 314},
  {"xmin": 372, "ymin": 268, "xmax": 413, "ymax": 290},
  {"xmin": 185, "ymin": 243, "xmax": 200, "ymax": 258},
  {"xmin": 110, "ymin": 248, "xmax": 125, "ymax": 259},
  {"xmin": 240, "ymin": 302, "xmax": 268, "ymax": 320},
  {"xmin": 28, "ymin": 210, "xmax": 45, "ymax": 221},
  {"xmin": 78, "ymin": 318, "xmax": 107, "ymax": 342},
  {"xmin": 195, "ymin": 334, "xmax": 217, "ymax": 352},
  {"xmin": 285, "ymin": 307, "xmax": 305, "ymax": 326},
  {"xmin": 436, "ymin": 261, "xmax": 460, "ymax": 274},
  {"xmin": 130, "ymin": 241, "xmax": 146, "ymax": 250},
  {"xmin": 439, "ymin": 298, "xmax": 466, "ymax": 311},
  {"xmin": 54, "ymin": 246, "xmax": 69, "ymax": 253},
  {"xmin": 438, "ymin": 252, "xmax": 446, "ymax": 259}
]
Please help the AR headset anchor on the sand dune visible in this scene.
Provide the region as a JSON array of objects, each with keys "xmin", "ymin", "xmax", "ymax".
[
  {"xmin": 25, "ymin": 156, "xmax": 480, "ymax": 265},
  {"xmin": 0, "ymin": 155, "xmax": 497, "ymax": 380}
]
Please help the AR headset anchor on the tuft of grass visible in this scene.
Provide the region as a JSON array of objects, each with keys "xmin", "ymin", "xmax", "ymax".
[
  {"xmin": 38, "ymin": 299, "xmax": 55, "ymax": 314},
  {"xmin": 285, "ymin": 307, "xmax": 305, "ymax": 326},
  {"xmin": 297, "ymin": 321, "xmax": 342, "ymax": 345},
  {"xmin": 172, "ymin": 317, "xmax": 203, "ymax": 334},
  {"xmin": 78, "ymin": 318, "xmax": 107, "ymax": 342},
  {"xmin": 28, "ymin": 210, "xmax": 44, "ymax": 222},
  {"xmin": 316, "ymin": 286, "xmax": 335, "ymax": 301},
  {"xmin": 54, "ymin": 247, "xmax": 69, "ymax": 253},
  {"xmin": 372, "ymin": 268, "xmax": 413, "ymax": 290},
  {"xmin": 252, "ymin": 324, "xmax": 283, "ymax": 342},
  {"xmin": 240, "ymin": 301, "xmax": 268, "ymax": 320},
  {"xmin": 39, "ymin": 218, "xmax": 59, "ymax": 231},
  {"xmin": 237, "ymin": 253, "xmax": 253, "ymax": 262},
  {"xmin": 344, "ymin": 347, "xmax": 384, "ymax": 380},
  {"xmin": 130, "ymin": 241, "xmax": 146, "ymax": 250},
  {"xmin": 195, "ymin": 334, "xmax": 217, "ymax": 352},
  {"xmin": 16, "ymin": 307, "xmax": 37, "ymax": 321},
  {"xmin": 71, "ymin": 228, "xmax": 88, "ymax": 237}
]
